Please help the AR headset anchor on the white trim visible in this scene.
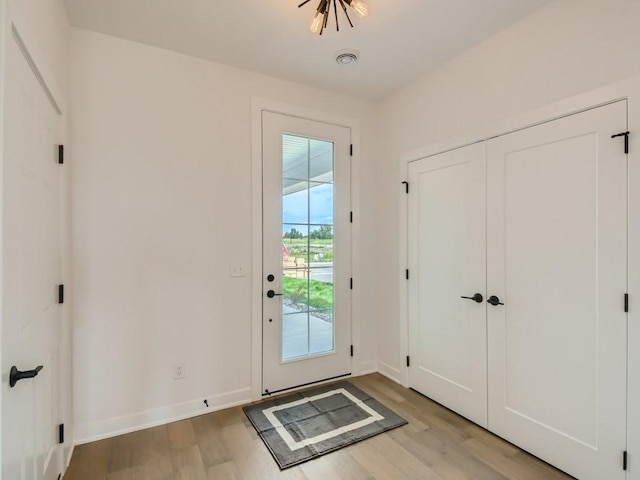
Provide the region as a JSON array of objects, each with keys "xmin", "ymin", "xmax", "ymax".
[
  {"xmin": 6, "ymin": 16, "xmax": 65, "ymax": 115},
  {"xmin": 74, "ymin": 387, "xmax": 251, "ymax": 445},
  {"xmin": 262, "ymin": 387, "xmax": 383, "ymax": 451},
  {"xmin": 250, "ymin": 97, "xmax": 362, "ymax": 400},
  {"xmin": 359, "ymin": 360, "xmax": 377, "ymax": 376},
  {"xmin": 377, "ymin": 362, "xmax": 402, "ymax": 384},
  {"xmin": 10, "ymin": 24, "xmax": 61, "ymax": 115},
  {"xmin": 0, "ymin": 0, "xmax": 7, "ymax": 466},
  {"xmin": 65, "ymin": 444, "xmax": 74, "ymax": 469},
  {"xmin": 397, "ymin": 73, "xmax": 640, "ymax": 480},
  {"xmin": 398, "ymin": 159, "xmax": 410, "ymax": 388}
]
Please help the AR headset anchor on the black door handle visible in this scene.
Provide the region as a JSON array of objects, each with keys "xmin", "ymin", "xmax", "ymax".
[
  {"xmin": 461, "ymin": 293, "xmax": 483, "ymax": 303},
  {"xmin": 487, "ymin": 295, "xmax": 504, "ymax": 306},
  {"xmin": 10, "ymin": 365, "xmax": 43, "ymax": 388},
  {"xmin": 266, "ymin": 290, "xmax": 283, "ymax": 298}
]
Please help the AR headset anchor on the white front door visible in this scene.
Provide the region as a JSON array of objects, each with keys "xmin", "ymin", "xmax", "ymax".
[
  {"xmin": 487, "ymin": 101, "xmax": 628, "ymax": 480},
  {"xmin": 262, "ymin": 111, "xmax": 351, "ymax": 395},
  {"xmin": 1, "ymin": 26, "xmax": 64, "ymax": 480},
  {"xmin": 408, "ymin": 142, "xmax": 488, "ymax": 427}
]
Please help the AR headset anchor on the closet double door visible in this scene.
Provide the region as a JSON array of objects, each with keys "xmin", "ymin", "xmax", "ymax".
[{"xmin": 408, "ymin": 101, "xmax": 628, "ymax": 480}]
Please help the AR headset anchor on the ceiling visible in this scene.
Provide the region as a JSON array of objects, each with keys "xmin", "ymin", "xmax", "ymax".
[{"xmin": 63, "ymin": 0, "xmax": 552, "ymax": 100}]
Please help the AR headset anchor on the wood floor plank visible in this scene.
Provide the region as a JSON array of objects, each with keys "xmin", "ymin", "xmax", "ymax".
[
  {"xmin": 192, "ymin": 412, "xmax": 234, "ymax": 468},
  {"xmin": 64, "ymin": 373, "xmax": 574, "ymax": 480},
  {"xmin": 367, "ymin": 432, "xmax": 442, "ymax": 480},
  {"xmin": 299, "ymin": 448, "xmax": 372, "ymax": 480},
  {"xmin": 168, "ymin": 419, "xmax": 197, "ymax": 449},
  {"xmin": 171, "ymin": 445, "xmax": 208, "ymax": 480},
  {"xmin": 108, "ymin": 424, "xmax": 171, "ymax": 473},
  {"xmin": 206, "ymin": 460, "xmax": 242, "ymax": 480},
  {"xmin": 63, "ymin": 439, "xmax": 110, "ymax": 480},
  {"xmin": 346, "ymin": 439, "xmax": 411, "ymax": 480}
]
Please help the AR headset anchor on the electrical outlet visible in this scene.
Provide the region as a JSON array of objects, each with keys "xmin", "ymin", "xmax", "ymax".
[
  {"xmin": 174, "ymin": 362, "xmax": 186, "ymax": 380},
  {"xmin": 230, "ymin": 264, "xmax": 246, "ymax": 277}
]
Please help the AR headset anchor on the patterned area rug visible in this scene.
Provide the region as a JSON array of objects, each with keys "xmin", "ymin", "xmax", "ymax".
[{"xmin": 243, "ymin": 381, "xmax": 408, "ymax": 469}]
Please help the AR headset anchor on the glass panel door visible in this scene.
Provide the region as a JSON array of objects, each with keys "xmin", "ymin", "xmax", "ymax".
[
  {"xmin": 262, "ymin": 112, "xmax": 351, "ymax": 394},
  {"xmin": 282, "ymin": 135, "xmax": 335, "ymax": 360}
]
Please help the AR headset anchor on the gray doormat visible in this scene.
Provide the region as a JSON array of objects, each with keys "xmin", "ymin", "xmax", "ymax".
[{"xmin": 243, "ymin": 381, "xmax": 408, "ymax": 469}]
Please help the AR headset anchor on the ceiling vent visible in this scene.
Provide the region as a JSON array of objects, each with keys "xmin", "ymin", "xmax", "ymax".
[{"xmin": 336, "ymin": 50, "xmax": 359, "ymax": 65}]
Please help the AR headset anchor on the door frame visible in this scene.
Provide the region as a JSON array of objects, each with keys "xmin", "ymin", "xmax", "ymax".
[
  {"xmin": 250, "ymin": 98, "xmax": 361, "ymax": 400},
  {"xmin": 399, "ymin": 76, "xmax": 640, "ymax": 479},
  {"xmin": 0, "ymin": 8, "xmax": 72, "ymax": 476}
]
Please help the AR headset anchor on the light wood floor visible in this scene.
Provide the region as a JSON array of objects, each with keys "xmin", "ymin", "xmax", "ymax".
[{"xmin": 63, "ymin": 374, "xmax": 574, "ymax": 479}]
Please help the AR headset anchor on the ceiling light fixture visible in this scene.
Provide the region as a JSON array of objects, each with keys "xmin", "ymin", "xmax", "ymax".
[{"xmin": 298, "ymin": 0, "xmax": 369, "ymax": 35}]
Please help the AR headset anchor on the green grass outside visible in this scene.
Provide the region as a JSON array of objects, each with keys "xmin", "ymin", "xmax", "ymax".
[
  {"xmin": 282, "ymin": 276, "xmax": 333, "ymax": 310},
  {"xmin": 283, "ymin": 238, "xmax": 334, "ymax": 261}
]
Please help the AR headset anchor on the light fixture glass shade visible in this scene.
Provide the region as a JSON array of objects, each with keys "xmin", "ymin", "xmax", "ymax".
[
  {"xmin": 348, "ymin": 0, "xmax": 368, "ymax": 17},
  {"xmin": 309, "ymin": 11, "xmax": 324, "ymax": 33}
]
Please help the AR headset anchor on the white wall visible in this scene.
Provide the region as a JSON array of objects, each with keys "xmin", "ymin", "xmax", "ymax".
[
  {"xmin": 376, "ymin": 0, "xmax": 640, "ymax": 381},
  {"xmin": 69, "ymin": 28, "xmax": 379, "ymax": 443}
]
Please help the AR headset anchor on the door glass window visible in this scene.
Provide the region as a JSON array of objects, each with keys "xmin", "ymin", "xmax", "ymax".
[{"xmin": 281, "ymin": 134, "xmax": 334, "ymax": 360}]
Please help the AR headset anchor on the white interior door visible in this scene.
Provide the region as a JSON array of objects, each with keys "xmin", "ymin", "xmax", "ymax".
[
  {"xmin": 2, "ymin": 27, "xmax": 63, "ymax": 480},
  {"xmin": 262, "ymin": 111, "xmax": 351, "ymax": 395},
  {"xmin": 408, "ymin": 142, "xmax": 488, "ymax": 427},
  {"xmin": 487, "ymin": 101, "xmax": 628, "ymax": 480}
]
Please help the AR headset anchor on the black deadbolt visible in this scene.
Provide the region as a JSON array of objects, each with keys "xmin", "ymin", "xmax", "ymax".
[{"xmin": 267, "ymin": 274, "xmax": 275, "ymax": 282}]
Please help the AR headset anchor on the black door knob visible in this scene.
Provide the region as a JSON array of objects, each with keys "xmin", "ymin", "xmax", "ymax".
[
  {"xmin": 461, "ymin": 293, "xmax": 483, "ymax": 303},
  {"xmin": 9, "ymin": 365, "xmax": 43, "ymax": 388},
  {"xmin": 266, "ymin": 290, "xmax": 283, "ymax": 298},
  {"xmin": 487, "ymin": 295, "xmax": 504, "ymax": 306}
]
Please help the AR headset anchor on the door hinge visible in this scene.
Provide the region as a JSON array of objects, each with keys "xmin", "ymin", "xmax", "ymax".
[
  {"xmin": 401, "ymin": 181, "xmax": 409, "ymax": 194},
  {"xmin": 58, "ymin": 285, "xmax": 64, "ymax": 304},
  {"xmin": 58, "ymin": 423, "xmax": 64, "ymax": 444},
  {"xmin": 350, "ymin": 278, "xmax": 353, "ymax": 290},
  {"xmin": 350, "ymin": 345, "xmax": 354, "ymax": 357},
  {"xmin": 623, "ymin": 450, "xmax": 628, "ymax": 470},
  {"xmin": 406, "ymin": 269, "xmax": 409, "ymax": 280},
  {"xmin": 406, "ymin": 356, "xmax": 410, "ymax": 367},
  {"xmin": 625, "ymin": 293, "xmax": 629, "ymax": 313},
  {"xmin": 612, "ymin": 131, "xmax": 630, "ymax": 154},
  {"xmin": 350, "ymin": 211, "xmax": 353, "ymax": 223},
  {"xmin": 350, "ymin": 144, "xmax": 353, "ymax": 156},
  {"xmin": 58, "ymin": 145, "xmax": 64, "ymax": 164}
]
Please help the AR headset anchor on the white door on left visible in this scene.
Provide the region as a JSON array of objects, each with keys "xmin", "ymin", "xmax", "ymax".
[
  {"xmin": 2, "ymin": 26, "xmax": 64, "ymax": 480},
  {"xmin": 262, "ymin": 112, "xmax": 352, "ymax": 395},
  {"xmin": 407, "ymin": 142, "xmax": 488, "ymax": 428}
]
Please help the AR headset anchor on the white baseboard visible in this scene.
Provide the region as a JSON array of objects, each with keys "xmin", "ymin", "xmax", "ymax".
[
  {"xmin": 65, "ymin": 444, "xmax": 74, "ymax": 467},
  {"xmin": 75, "ymin": 387, "xmax": 251, "ymax": 445},
  {"xmin": 377, "ymin": 361, "xmax": 402, "ymax": 384},
  {"xmin": 359, "ymin": 360, "xmax": 377, "ymax": 375}
]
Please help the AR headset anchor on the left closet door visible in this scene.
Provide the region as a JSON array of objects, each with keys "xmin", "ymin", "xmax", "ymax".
[
  {"xmin": 408, "ymin": 142, "xmax": 488, "ymax": 427},
  {"xmin": 2, "ymin": 26, "xmax": 65, "ymax": 480}
]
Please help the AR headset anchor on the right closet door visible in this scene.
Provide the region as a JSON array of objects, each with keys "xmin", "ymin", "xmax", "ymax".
[{"xmin": 486, "ymin": 100, "xmax": 628, "ymax": 480}]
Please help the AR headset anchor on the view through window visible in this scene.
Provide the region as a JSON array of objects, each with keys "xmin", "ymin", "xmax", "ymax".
[{"xmin": 281, "ymin": 134, "xmax": 334, "ymax": 360}]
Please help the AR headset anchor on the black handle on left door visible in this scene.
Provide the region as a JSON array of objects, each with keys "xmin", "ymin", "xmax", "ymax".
[
  {"xmin": 266, "ymin": 290, "xmax": 283, "ymax": 298},
  {"xmin": 9, "ymin": 365, "xmax": 43, "ymax": 388},
  {"xmin": 461, "ymin": 293, "xmax": 484, "ymax": 303}
]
